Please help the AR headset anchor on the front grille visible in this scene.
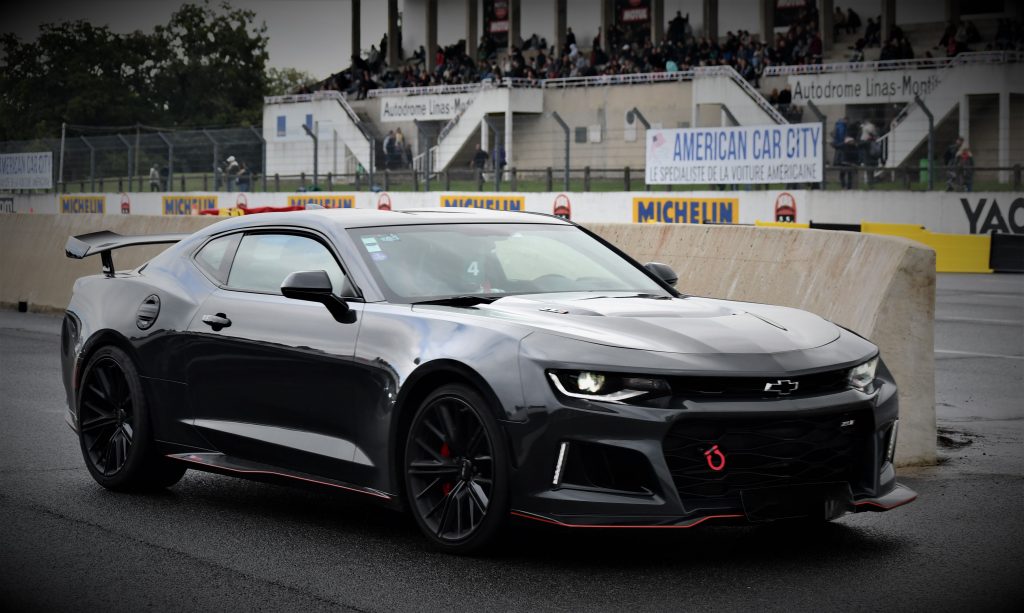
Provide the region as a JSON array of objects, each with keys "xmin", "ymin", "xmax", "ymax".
[
  {"xmin": 666, "ymin": 368, "xmax": 849, "ymax": 399},
  {"xmin": 663, "ymin": 410, "xmax": 871, "ymax": 503}
]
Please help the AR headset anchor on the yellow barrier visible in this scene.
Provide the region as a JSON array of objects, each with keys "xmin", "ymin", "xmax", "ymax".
[{"xmin": 862, "ymin": 222, "xmax": 992, "ymax": 273}]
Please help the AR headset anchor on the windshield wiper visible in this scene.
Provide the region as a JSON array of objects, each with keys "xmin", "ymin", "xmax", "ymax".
[
  {"xmin": 411, "ymin": 295, "xmax": 502, "ymax": 307},
  {"xmin": 579, "ymin": 292, "xmax": 672, "ymax": 300}
]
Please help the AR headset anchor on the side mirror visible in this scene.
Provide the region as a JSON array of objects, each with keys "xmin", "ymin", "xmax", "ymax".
[
  {"xmin": 644, "ymin": 262, "xmax": 678, "ymax": 287},
  {"xmin": 281, "ymin": 270, "xmax": 352, "ymax": 322}
]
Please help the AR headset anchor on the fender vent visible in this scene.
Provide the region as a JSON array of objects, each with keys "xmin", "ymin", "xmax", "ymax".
[{"xmin": 136, "ymin": 294, "xmax": 161, "ymax": 330}]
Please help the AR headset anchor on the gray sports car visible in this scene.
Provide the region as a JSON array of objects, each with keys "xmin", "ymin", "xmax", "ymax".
[{"xmin": 61, "ymin": 208, "xmax": 915, "ymax": 553}]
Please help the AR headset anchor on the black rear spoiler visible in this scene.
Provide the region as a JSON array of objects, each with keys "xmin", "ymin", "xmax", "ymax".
[{"xmin": 65, "ymin": 230, "xmax": 189, "ymax": 277}]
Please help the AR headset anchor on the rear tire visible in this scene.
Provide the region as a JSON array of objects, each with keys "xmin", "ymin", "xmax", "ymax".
[
  {"xmin": 404, "ymin": 384, "xmax": 509, "ymax": 555},
  {"xmin": 77, "ymin": 346, "xmax": 186, "ymax": 491}
]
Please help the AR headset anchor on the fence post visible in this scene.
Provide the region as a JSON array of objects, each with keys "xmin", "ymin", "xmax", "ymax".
[
  {"xmin": 624, "ymin": 167, "xmax": 631, "ymax": 191},
  {"xmin": 327, "ymin": 172, "xmax": 333, "ymax": 191},
  {"xmin": 248, "ymin": 126, "xmax": 267, "ymax": 192},
  {"xmin": 806, "ymin": 100, "xmax": 827, "ymax": 191},
  {"xmin": 444, "ymin": 170, "xmax": 451, "ymax": 191},
  {"xmin": 583, "ymin": 167, "xmax": 591, "ymax": 191},
  {"xmin": 355, "ymin": 170, "xmax": 361, "ymax": 191},
  {"xmin": 99, "ymin": 178, "xmax": 104, "ymax": 192},
  {"xmin": 510, "ymin": 167, "xmax": 517, "ymax": 191},
  {"xmin": 1014, "ymin": 164, "xmax": 1021, "ymax": 190},
  {"xmin": 180, "ymin": 175, "xmax": 185, "ymax": 191},
  {"xmin": 274, "ymin": 173, "xmax": 280, "ymax": 192},
  {"xmin": 551, "ymin": 112, "xmax": 570, "ymax": 192},
  {"xmin": 477, "ymin": 170, "xmax": 484, "ymax": 191},
  {"xmin": 80, "ymin": 136, "xmax": 96, "ymax": 192},
  {"xmin": 157, "ymin": 132, "xmax": 173, "ymax": 190},
  {"xmin": 203, "ymin": 174, "xmax": 208, "ymax": 191},
  {"xmin": 914, "ymin": 94, "xmax": 935, "ymax": 191},
  {"xmin": 300, "ymin": 172, "xmax": 306, "ymax": 189},
  {"xmin": 116, "ymin": 134, "xmax": 133, "ymax": 191},
  {"xmin": 545, "ymin": 167, "xmax": 553, "ymax": 191},
  {"xmin": 117, "ymin": 177, "xmax": 123, "ymax": 192},
  {"xmin": 385, "ymin": 170, "xmax": 392, "ymax": 191}
]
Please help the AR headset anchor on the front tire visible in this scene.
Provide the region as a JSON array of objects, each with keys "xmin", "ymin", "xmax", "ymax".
[
  {"xmin": 77, "ymin": 346, "xmax": 186, "ymax": 491},
  {"xmin": 404, "ymin": 384, "xmax": 509, "ymax": 554}
]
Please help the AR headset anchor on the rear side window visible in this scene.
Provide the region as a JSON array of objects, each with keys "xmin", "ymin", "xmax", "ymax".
[
  {"xmin": 194, "ymin": 234, "xmax": 240, "ymax": 283},
  {"xmin": 226, "ymin": 233, "xmax": 345, "ymax": 295}
]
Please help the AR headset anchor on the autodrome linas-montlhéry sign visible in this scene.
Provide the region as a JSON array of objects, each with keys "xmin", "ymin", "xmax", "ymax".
[{"xmin": 788, "ymin": 69, "xmax": 942, "ymax": 104}]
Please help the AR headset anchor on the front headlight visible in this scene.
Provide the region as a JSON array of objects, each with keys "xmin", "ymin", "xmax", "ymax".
[
  {"xmin": 547, "ymin": 370, "xmax": 671, "ymax": 403},
  {"xmin": 847, "ymin": 357, "xmax": 879, "ymax": 391}
]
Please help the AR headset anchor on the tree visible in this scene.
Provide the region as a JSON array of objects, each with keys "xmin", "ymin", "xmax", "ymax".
[
  {"xmin": 0, "ymin": 1, "xmax": 270, "ymax": 139},
  {"xmin": 150, "ymin": 1, "xmax": 270, "ymax": 127},
  {"xmin": 266, "ymin": 67, "xmax": 318, "ymax": 96}
]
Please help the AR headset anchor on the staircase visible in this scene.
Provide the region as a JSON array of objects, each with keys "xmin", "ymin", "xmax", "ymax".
[
  {"xmin": 427, "ymin": 85, "xmax": 543, "ymax": 172},
  {"xmin": 263, "ymin": 91, "xmax": 375, "ymax": 172},
  {"xmin": 879, "ymin": 53, "xmax": 1021, "ymax": 168},
  {"xmin": 692, "ymin": 66, "xmax": 787, "ymax": 126}
]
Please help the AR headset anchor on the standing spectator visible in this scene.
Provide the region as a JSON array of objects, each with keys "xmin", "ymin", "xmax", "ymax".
[
  {"xmin": 394, "ymin": 128, "xmax": 406, "ymax": 168},
  {"xmin": 382, "ymin": 130, "xmax": 395, "ymax": 170},
  {"xmin": 149, "ymin": 165, "xmax": 160, "ymax": 192},
  {"xmin": 236, "ymin": 162, "xmax": 250, "ymax": 192},
  {"xmin": 859, "ymin": 118, "xmax": 877, "ymax": 142},
  {"xmin": 224, "ymin": 155, "xmax": 239, "ymax": 192},
  {"xmin": 565, "ymin": 27, "xmax": 576, "ymax": 51},
  {"xmin": 846, "ymin": 8, "xmax": 861, "ymax": 33},
  {"xmin": 493, "ymin": 144, "xmax": 506, "ymax": 177},
  {"xmin": 470, "ymin": 143, "xmax": 488, "ymax": 173},
  {"xmin": 943, "ymin": 136, "xmax": 964, "ymax": 190},
  {"xmin": 833, "ymin": 116, "xmax": 848, "ymax": 164},
  {"xmin": 957, "ymin": 145, "xmax": 975, "ymax": 192},
  {"xmin": 833, "ymin": 6, "xmax": 846, "ymax": 38},
  {"xmin": 838, "ymin": 136, "xmax": 857, "ymax": 189}
]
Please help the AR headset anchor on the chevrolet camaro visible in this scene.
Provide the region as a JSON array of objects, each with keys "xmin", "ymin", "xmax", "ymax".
[{"xmin": 61, "ymin": 208, "xmax": 915, "ymax": 553}]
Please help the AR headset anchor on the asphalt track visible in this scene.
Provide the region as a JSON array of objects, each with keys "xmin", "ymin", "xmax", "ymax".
[{"xmin": 1, "ymin": 273, "xmax": 1022, "ymax": 612}]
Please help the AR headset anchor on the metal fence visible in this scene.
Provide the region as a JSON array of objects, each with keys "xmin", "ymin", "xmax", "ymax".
[{"xmin": 0, "ymin": 126, "xmax": 266, "ymax": 193}]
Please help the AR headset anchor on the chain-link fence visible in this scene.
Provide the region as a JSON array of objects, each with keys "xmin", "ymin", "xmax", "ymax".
[
  {"xmin": 1, "ymin": 126, "xmax": 265, "ymax": 193},
  {"xmin": 2, "ymin": 126, "xmax": 1021, "ymax": 194}
]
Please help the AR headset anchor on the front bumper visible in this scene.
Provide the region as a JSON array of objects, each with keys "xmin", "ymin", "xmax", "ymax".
[{"xmin": 505, "ymin": 370, "xmax": 914, "ymax": 528}]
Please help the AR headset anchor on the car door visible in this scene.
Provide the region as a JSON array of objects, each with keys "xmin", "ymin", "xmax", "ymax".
[{"xmin": 185, "ymin": 229, "xmax": 377, "ymax": 484}]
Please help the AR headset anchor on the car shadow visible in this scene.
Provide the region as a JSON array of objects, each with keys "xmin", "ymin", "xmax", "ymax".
[{"xmin": 130, "ymin": 471, "xmax": 908, "ymax": 569}]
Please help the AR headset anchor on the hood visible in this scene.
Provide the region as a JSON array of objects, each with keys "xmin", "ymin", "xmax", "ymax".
[{"xmin": 424, "ymin": 293, "xmax": 841, "ymax": 355}]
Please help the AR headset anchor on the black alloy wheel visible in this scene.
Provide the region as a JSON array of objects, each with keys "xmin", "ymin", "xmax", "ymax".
[
  {"xmin": 77, "ymin": 346, "xmax": 186, "ymax": 491},
  {"xmin": 80, "ymin": 355, "xmax": 135, "ymax": 476},
  {"xmin": 405, "ymin": 384, "xmax": 508, "ymax": 553}
]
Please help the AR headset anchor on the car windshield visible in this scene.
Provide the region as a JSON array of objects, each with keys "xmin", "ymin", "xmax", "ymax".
[{"xmin": 347, "ymin": 223, "xmax": 670, "ymax": 303}]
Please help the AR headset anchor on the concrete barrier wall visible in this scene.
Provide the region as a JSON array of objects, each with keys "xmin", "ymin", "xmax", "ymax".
[
  {"xmin": 587, "ymin": 223, "xmax": 936, "ymax": 466},
  {"xmin": 0, "ymin": 214, "xmax": 217, "ymax": 314},
  {"xmin": 0, "ymin": 214, "xmax": 936, "ymax": 465}
]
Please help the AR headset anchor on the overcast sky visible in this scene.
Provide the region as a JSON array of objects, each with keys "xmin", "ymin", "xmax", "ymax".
[{"xmin": 2, "ymin": 0, "xmax": 360, "ymax": 79}]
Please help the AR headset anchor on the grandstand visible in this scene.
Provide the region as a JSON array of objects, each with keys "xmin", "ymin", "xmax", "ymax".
[
  {"xmin": 256, "ymin": 0, "xmax": 1023, "ymax": 188},
  {"xmin": 11, "ymin": 0, "xmax": 1022, "ymax": 192}
]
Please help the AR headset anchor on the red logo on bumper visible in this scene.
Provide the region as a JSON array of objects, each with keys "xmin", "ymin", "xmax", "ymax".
[{"xmin": 704, "ymin": 445, "xmax": 726, "ymax": 471}]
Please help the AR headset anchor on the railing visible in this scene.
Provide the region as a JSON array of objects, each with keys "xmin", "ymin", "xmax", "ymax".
[
  {"xmin": 694, "ymin": 65, "xmax": 788, "ymax": 125},
  {"xmin": 763, "ymin": 50, "xmax": 1023, "ymax": 76},
  {"xmin": 369, "ymin": 81, "xmax": 495, "ymax": 98},
  {"xmin": 47, "ymin": 165, "xmax": 1022, "ymax": 195}
]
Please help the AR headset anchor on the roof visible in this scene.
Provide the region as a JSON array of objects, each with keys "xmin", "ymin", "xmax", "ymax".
[{"xmin": 210, "ymin": 207, "xmax": 572, "ymax": 231}]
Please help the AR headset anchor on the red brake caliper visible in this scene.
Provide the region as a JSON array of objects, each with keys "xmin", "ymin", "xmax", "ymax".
[{"xmin": 440, "ymin": 442, "xmax": 453, "ymax": 496}]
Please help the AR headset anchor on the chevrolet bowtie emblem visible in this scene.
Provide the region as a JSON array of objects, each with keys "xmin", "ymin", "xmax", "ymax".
[{"xmin": 764, "ymin": 379, "xmax": 799, "ymax": 395}]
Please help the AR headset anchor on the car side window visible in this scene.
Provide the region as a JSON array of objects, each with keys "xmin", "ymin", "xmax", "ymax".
[
  {"xmin": 194, "ymin": 234, "xmax": 240, "ymax": 284},
  {"xmin": 226, "ymin": 233, "xmax": 346, "ymax": 296}
]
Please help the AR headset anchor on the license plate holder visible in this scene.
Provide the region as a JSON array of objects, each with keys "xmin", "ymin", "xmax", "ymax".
[{"xmin": 741, "ymin": 483, "xmax": 853, "ymax": 522}]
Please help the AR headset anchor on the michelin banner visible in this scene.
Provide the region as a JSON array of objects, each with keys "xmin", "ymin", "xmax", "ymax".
[{"xmin": 645, "ymin": 124, "xmax": 823, "ymax": 185}]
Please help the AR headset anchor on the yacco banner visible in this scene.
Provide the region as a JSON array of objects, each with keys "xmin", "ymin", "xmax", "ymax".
[
  {"xmin": 788, "ymin": 69, "xmax": 942, "ymax": 105},
  {"xmin": 379, "ymin": 94, "xmax": 476, "ymax": 122},
  {"xmin": 441, "ymin": 194, "xmax": 524, "ymax": 211},
  {"xmin": 162, "ymin": 195, "xmax": 218, "ymax": 215},
  {"xmin": 633, "ymin": 197, "xmax": 739, "ymax": 224},
  {"xmin": 0, "ymin": 152, "xmax": 53, "ymax": 189},
  {"xmin": 645, "ymin": 123, "xmax": 823, "ymax": 185},
  {"xmin": 60, "ymin": 195, "xmax": 106, "ymax": 214},
  {"xmin": 287, "ymin": 194, "xmax": 354, "ymax": 208}
]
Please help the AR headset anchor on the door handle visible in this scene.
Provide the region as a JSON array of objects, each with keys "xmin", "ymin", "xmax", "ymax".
[{"xmin": 201, "ymin": 313, "xmax": 231, "ymax": 331}]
